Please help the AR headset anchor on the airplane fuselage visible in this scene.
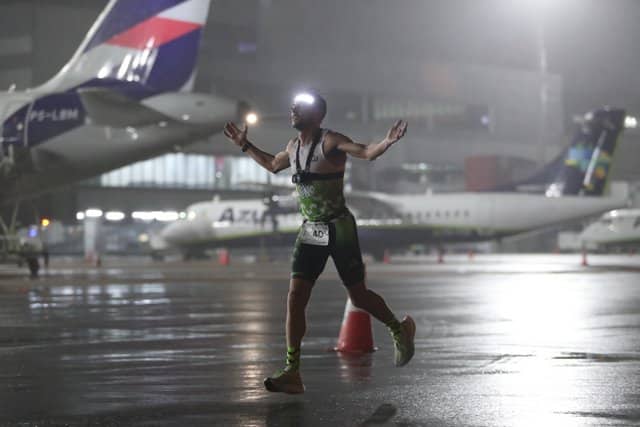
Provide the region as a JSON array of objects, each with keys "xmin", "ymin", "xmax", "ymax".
[
  {"xmin": 0, "ymin": 89, "xmax": 238, "ymax": 202},
  {"xmin": 159, "ymin": 186, "xmax": 628, "ymax": 255},
  {"xmin": 579, "ymin": 209, "xmax": 640, "ymax": 248}
]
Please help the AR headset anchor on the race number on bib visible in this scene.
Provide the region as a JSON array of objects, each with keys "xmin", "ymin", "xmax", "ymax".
[{"xmin": 300, "ymin": 222, "xmax": 330, "ymax": 246}]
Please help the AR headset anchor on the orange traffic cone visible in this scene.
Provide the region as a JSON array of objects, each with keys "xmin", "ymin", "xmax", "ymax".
[
  {"xmin": 383, "ymin": 249, "xmax": 391, "ymax": 264},
  {"xmin": 581, "ymin": 250, "xmax": 588, "ymax": 267},
  {"xmin": 334, "ymin": 299, "xmax": 376, "ymax": 353}
]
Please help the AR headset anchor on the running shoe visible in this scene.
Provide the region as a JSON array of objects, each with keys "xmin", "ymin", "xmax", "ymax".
[
  {"xmin": 392, "ymin": 315, "xmax": 416, "ymax": 367},
  {"xmin": 264, "ymin": 367, "xmax": 305, "ymax": 394}
]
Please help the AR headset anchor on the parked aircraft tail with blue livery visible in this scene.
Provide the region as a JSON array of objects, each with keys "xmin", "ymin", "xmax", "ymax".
[
  {"xmin": 0, "ymin": 0, "xmax": 245, "ymax": 203},
  {"xmin": 494, "ymin": 107, "xmax": 626, "ymax": 197}
]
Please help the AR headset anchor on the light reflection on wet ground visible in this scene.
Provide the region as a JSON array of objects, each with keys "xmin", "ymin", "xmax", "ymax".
[{"xmin": 0, "ymin": 254, "xmax": 639, "ymax": 426}]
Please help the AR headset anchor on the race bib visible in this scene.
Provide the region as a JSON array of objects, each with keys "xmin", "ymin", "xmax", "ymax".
[{"xmin": 300, "ymin": 222, "xmax": 330, "ymax": 246}]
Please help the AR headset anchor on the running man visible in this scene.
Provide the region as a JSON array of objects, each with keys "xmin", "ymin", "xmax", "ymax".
[{"xmin": 223, "ymin": 91, "xmax": 415, "ymax": 394}]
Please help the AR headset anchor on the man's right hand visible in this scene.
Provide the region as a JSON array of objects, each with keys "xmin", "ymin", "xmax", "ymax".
[{"xmin": 223, "ymin": 122, "xmax": 248, "ymax": 147}]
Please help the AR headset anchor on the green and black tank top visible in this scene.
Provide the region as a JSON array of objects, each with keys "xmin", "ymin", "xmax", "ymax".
[{"xmin": 287, "ymin": 129, "xmax": 348, "ymax": 222}]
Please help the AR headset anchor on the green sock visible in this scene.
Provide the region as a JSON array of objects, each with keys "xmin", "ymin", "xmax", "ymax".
[
  {"xmin": 286, "ymin": 347, "xmax": 300, "ymax": 371},
  {"xmin": 386, "ymin": 318, "xmax": 402, "ymax": 338}
]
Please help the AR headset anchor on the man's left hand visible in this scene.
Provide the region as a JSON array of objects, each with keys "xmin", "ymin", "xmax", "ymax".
[{"xmin": 384, "ymin": 120, "xmax": 408, "ymax": 145}]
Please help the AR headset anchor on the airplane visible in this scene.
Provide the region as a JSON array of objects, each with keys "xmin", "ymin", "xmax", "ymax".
[
  {"xmin": 155, "ymin": 107, "xmax": 631, "ymax": 260},
  {"xmin": 577, "ymin": 209, "xmax": 640, "ymax": 250},
  {"xmin": 0, "ymin": 0, "xmax": 249, "ymax": 273},
  {"xmin": 151, "ymin": 194, "xmax": 303, "ymax": 259}
]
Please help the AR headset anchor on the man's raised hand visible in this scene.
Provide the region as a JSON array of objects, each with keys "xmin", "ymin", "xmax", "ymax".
[
  {"xmin": 223, "ymin": 122, "xmax": 248, "ymax": 147},
  {"xmin": 384, "ymin": 120, "xmax": 408, "ymax": 145}
]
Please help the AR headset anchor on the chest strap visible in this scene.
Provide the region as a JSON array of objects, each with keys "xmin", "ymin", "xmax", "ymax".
[{"xmin": 301, "ymin": 172, "xmax": 344, "ymax": 181}]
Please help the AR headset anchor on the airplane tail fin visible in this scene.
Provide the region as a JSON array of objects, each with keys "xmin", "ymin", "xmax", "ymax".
[
  {"xmin": 39, "ymin": 0, "xmax": 212, "ymax": 98},
  {"xmin": 545, "ymin": 107, "xmax": 626, "ymax": 197},
  {"xmin": 496, "ymin": 107, "xmax": 626, "ymax": 197}
]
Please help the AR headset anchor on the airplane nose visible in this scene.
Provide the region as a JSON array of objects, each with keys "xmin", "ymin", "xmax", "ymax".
[{"xmin": 161, "ymin": 222, "xmax": 186, "ymax": 245}]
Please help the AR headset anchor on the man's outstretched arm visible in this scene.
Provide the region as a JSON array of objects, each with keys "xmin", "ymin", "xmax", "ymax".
[
  {"xmin": 223, "ymin": 121, "xmax": 290, "ymax": 173},
  {"xmin": 330, "ymin": 120, "xmax": 408, "ymax": 161}
]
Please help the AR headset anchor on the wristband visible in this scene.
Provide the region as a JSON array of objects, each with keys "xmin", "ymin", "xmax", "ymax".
[{"xmin": 241, "ymin": 142, "xmax": 252, "ymax": 152}]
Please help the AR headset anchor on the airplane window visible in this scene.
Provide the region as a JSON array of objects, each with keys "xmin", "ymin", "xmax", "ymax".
[
  {"xmin": 454, "ymin": 210, "xmax": 460, "ymax": 217},
  {"xmin": 435, "ymin": 211, "xmax": 440, "ymax": 218},
  {"xmin": 464, "ymin": 210, "xmax": 470, "ymax": 217},
  {"xmin": 445, "ymin": 211, "xmax": 450, "ymax": 218},
  {"xmin": 426, "ymin": 212, "xmax": 431, "ymax": 219}
]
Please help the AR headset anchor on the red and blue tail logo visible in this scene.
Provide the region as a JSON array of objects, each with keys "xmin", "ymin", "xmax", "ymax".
[{"xmin": 51, "ymin": 0, "xmax": 211, "ymax": 98}]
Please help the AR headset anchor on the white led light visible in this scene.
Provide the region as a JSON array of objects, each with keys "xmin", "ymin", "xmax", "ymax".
[
  {"xmin": 155, "ymin": 211, "xmax": 179, "ymax": 222},
  {"xmin": 624, "ymin": 115, "xmax": 637, "ymax": 129},
  {"xmin": 76, "ymin": 212, "xmax": 86, "ymax": 221},
  {"xmin": 132, "ymin": 211, "xmax": 155, "ymax": 221},
  {"xmin": 293, "ymin": 93, "xmax": 315, "ymax": 106},
  {"xmin": 85, "ymin": 209, "xmax": 103, "ymax": 218},
  {"xmin": 245, "ymin": 112, "xmax": 258, "ymax": 125},
  {"xmin": 105, "ymin": 211, "xmax": 125, "ymax": 222}
]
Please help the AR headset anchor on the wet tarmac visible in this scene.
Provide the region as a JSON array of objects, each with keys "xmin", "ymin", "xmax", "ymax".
[{"xmin": 0, "ymin": 254, "xmax": 639, "ymax": 426}]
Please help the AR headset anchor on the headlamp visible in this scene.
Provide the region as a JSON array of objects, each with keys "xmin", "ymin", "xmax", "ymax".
[{"xmin": 293, "ymin": 93, "xmax": 315, "ymax": 106}]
